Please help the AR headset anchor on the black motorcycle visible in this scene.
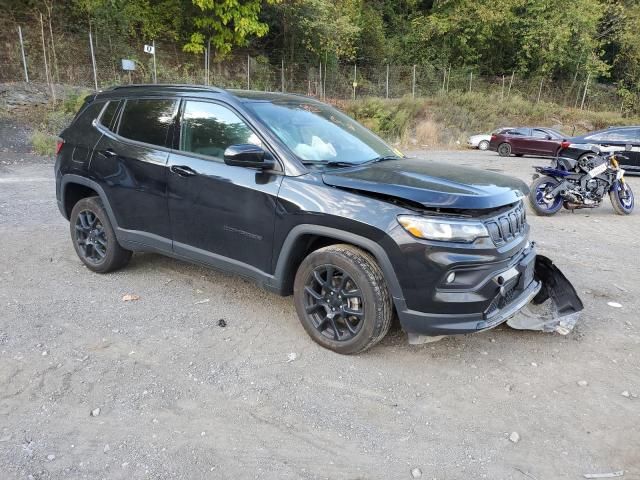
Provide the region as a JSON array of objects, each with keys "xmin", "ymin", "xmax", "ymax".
[{"xmin": 529, "ymin": 146, "xmax": 634, "ymax": 216}]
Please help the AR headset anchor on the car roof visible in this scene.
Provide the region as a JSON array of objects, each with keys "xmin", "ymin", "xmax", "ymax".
[
  {"xmin": 571, "ymin": 125, "xmax": 640, "ymax": 140},
  {"xmin": 94, "ymin": 84, "xmax": 317, "ymax": 104}
]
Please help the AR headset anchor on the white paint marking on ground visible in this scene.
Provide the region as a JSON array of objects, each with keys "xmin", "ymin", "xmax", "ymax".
[{"xmin": 0, "ymin": 177, "xmax": 50, "ymax": 183}]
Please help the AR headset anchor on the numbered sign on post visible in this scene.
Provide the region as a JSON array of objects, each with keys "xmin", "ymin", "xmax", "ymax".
[{"xmin": 144, "ymin": 44, "xmax": 155, "ymax": 55}]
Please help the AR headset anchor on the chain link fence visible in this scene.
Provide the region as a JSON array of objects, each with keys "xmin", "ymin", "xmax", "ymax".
[{"xmin": 0, "ymin": 20, "xmax": 632, "ymax": 114}]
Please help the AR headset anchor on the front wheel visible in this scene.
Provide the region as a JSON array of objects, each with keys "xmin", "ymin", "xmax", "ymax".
[
  {"xmin": 478, "ymin": 140, "xmax": 489, "ymax": 151},
  {"xmin": 293, "ymin": 244, "xmax": 393, "ymax": 354},
  {"xmin": 609, "ymin": 181, "xmax": 634, "ymax": 215},
  {"xmin": 529, "ymin": 176, "xmax": 563, "ymax": 216}
]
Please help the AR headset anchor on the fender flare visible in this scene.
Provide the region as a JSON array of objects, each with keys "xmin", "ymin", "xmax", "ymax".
[
  {"xmin": 273, "ymin": 224, "xmax": 404, "ymax": 302},
  {"xmin": 60, "ymin": 174, "xmax": 120, "ymax": 229}
]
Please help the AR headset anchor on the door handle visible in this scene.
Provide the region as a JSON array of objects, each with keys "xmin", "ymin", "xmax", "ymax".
[{"xmin": 170, "ymin": 165, "xmax": 197, "ymax": 177}]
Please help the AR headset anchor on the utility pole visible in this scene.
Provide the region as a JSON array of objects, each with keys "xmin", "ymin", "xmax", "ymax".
[
  {"xmin": 281, "ymin": 58, "xmax": 285, "ymax": 92},
  {"xmin": 386, "ymin": 64, "xmax": 389, "ymax": 99},
  {"xmin": 152, "ymin": 39, "xmax": 157, "ymax": 83},
  {"xmin": 88, "ymin": 27, "xmax": 98, "ymax": 91},
  {"xmin": 247, "ymin": 55, "xmax": 250, "ymax": 90},
  {"xmin": 537, "ymin": 78, "xmax": 544, "ymax": 103}
]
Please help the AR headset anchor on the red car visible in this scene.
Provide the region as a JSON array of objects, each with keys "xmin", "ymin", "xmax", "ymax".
[{"xmin": 488, "ymin": 127, "xmax": 566, "ymax": 157}]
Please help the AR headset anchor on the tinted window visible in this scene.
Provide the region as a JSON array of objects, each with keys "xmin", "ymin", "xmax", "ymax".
[
  {"xmin": 118, "ymin": 99, "xmax": 177, "ymax": 147},
  {"xmin": 532, "ymin": 129, "xmax": 550, "ymax": 139},
  {"xmin": 586, "ymin": 129, "xmax": 640, "ymax": 143},
  {"xmin": 508, "ymin": 128, "xmax": 530, "ymax": 136},
  {"xmin": 72, "ymin": 101, "xmax": 105, "ymax": 131},
  {"xmin": 179, "ymin": 101, "xmax": 260, "ymax": 160},
  {"xmin": 100, "ymin": 101, "xmax": 119, "ymax": 130}
]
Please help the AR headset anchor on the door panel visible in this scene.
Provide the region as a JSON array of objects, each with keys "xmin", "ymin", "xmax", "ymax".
[
  {"xmin": 91, "ymin": 134, "xmax": 171, "ymax": 238},
  {"xmin": 167, "ymin": 152, "xmax": 282, "ymax": 273},
  {"xmin": 167, "ymin": 100, "xmax": 282, "ymax": 274}
]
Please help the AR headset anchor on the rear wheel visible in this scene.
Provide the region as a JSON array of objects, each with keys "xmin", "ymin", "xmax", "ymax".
[
  {"xmin": 528, "ymin": 176, "xmax": 563, "ymax": 216},
  {"xmin": 609, "ymin": 181, "xmax": 634, "ymax": 215},
  {"xmin": 478, "ymin": 140, "xmax": 489, "ymax": 151},
  {"xmin": 70, "ymin": 196, "xmax": 132, "ymax": 273},
  {"xmin": 293, "ymin": 244, "xmax": 393, "ymax": 354},
  {"xmin": 497, "ymin": 143, "xmax": 512, "ymax": 157}
]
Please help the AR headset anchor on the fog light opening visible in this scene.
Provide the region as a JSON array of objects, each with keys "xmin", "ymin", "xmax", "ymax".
[{"xmin": 446, "ymin": 272, "xmax": 456, "ymax": 284}]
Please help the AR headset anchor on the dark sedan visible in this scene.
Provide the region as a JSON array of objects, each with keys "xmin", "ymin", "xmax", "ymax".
[
  {"xmin": 557, "ymin": 126, "xmax": 640, "ymax": 174},
  {"xmin": 489, "ymin": 127, "xmax": 566, "ymax": 158}
]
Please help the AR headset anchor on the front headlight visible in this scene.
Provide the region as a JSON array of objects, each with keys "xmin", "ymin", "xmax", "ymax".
[{"xmin": 397, "ymin": 215, "xmax": 489, "ymax": 243}]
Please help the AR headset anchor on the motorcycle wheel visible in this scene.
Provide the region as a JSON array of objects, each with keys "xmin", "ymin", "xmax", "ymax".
[
  {"xmin": 529, "ymin": 176, "xmax": 563, "ymax": 216},
  {"xmin": 609, "ymin": 181, "xmax": 634, "ymax": 215}
]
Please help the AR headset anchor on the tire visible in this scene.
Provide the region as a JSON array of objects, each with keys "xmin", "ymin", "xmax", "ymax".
[
  {"xmin": 478, "ymin": 140, "xmax": 489, "ymax": 151},
  {"xmin": 293, "ymin": 244, "xmax": 393, "ymax": 354},
  {"xmin": 69, "ymin": 196, "xmax": 132, "ymax": 273},
  {"xmin": 609, "ymin": 181, "xmax": 634, "ymax": 215},
  {"xmin": 497, "ymin": 143, "xmax": 512, "ymax": 157},
  {"xmin": 528, "ymin": 176, "xmax": 563, "ymax": 216}
]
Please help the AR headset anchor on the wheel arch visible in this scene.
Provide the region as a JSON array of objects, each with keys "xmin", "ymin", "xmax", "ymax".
[
  {"xmin": 272, "ymin": 225, "xmax": 404, "ymax": 303},
  {"xmin": 61, "ymin": 175, "xmax": 119, "ymax": 228}
]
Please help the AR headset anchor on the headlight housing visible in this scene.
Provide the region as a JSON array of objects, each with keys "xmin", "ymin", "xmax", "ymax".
[{"xmin": 397, "ymin": 215, "xmax": 489, "ymax": 243}]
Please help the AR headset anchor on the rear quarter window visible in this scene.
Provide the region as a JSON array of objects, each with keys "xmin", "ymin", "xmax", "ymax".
[
  {"xmin": 117, "ymin": 98, "xmax": 178, "ymax": 147},
  {"xmin": 69, "ymin": 101, "xmax": 105, "ymax": 133},
  {"xmin": 99, "ymin": 101, "xmax": 120, "ymax": 131}
]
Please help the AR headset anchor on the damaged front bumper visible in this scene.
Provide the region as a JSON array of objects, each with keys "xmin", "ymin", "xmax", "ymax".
[{"xmin": 402, "ymin": 252, "xmax": 584, "ymax": 343}]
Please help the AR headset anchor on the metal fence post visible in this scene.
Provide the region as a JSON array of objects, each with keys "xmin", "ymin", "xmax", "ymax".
[
  {"xmin": 353, "ymin": 64, "xmax": 357, "ymax": 100},
  {"xmin": 442, "ymin": 69, "xmax": 446, "ymax": 92},
  {"xmin": 152, "ymin": 40, "xmax": 157, "ymax": 83},
  {"xmin": 469, "ymin": 71, "xmax": 473, "ymax": 93},
  {"xmin": 537, "ymin": 78, "xmax": 543, "ymax": 103},
  {"xmin": 501, "ymin": 75, "xmax": 505, "ymax": 101},
  {"xmin": 386, "ymin": 64, "xmax": 389, "ymax": 99},
  {"xmin": 40, "ymin": 14, "xmax": 54, "ymax": 100},
  {"xmin": 412, "ymin": 64, "xmax": 416, "ymax": 98},
  {"xmin": 507, "ymin": 72, "xmax": 515, "ymax": 98},
  {"xmin": 446, "ymin": 65, "xmax": 451, "ymax": 92},
  {"xmin": 247, "ymin": 55, "xmax": 250, "ymax": 90},
  {"xmin": 281, "ymin": 58, "xmax": 285, "ymax": 92},
  {"xmin": 88, "ymin": 28, "xmax": 98, "ymax": 90},
  {"xmin": 318, "ymin": 61, "xmax": 322, "ymax": 98},
  {"xmin": 18, "ymin": 26, "xmax": 29, "ymax": 83},
  {"xmin": 580, "ymin": 72, "xmax": 590, "ymax": 110}
]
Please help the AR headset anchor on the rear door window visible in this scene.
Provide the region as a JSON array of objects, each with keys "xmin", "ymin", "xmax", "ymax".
[
  {"xmin": 508, "ymin": 128, "xmax": 530, "ymax": 136},
  {"xmin": 118, "ymin": 98, "xmax": 178, "ymax": 147},
  {"xmin": 532, "ymin": 129, "xmax": 551, "ymax": 139}
]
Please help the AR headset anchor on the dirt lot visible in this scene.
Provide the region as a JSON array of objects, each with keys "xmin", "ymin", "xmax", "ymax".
[{"xmin": 1, "ymin": 122, "xmax": 639, "ymax": 479}]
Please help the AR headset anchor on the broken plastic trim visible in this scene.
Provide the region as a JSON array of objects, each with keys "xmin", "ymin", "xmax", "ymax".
[{"xmin": 507, "ymin": 255, "xmax": 584, "ymax": 335}]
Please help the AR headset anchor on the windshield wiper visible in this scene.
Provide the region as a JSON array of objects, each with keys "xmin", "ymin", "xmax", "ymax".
[{"xmin": 302, "ymin": 155, "xmax": 403, "ymax": 169}]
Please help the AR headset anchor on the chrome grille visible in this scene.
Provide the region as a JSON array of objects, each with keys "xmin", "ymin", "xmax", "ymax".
[{"xmin": 486, "ymin": 203, "xmax": 527, "ymax": 246}]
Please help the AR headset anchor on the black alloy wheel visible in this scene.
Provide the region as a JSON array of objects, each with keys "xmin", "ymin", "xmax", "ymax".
[
  {"xmin": 303, "ymin": 264, "xmax": 364, "ymax": 341},
  {"xmin": 75, "ymin": 210, "xmax": 108, "ymax": 264}
]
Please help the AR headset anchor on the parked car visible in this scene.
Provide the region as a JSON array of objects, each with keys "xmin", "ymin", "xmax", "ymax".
[
  {"xmin": 467, "ymin": 128, "xmax": 513, "ymax": 150},
  {"xmin": 489, "ymin": 127, "xmax": 566, "ymax": 157},
  {"xmin": 557, "ymin": 126, "xmax": 640, "ymax": 174},
  {"xmin": 55, "ymin": 84, "xmax": 580, "ymax": 354}
]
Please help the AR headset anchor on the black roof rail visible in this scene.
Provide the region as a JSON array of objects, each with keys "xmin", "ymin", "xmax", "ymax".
[{"xmin": 107, "ymin": 84, "xmax": 225, "ymax": 93}]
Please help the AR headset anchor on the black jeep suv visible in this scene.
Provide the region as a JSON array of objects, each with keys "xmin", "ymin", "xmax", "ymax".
[{"xmin": 55, "ymin": 84, "xmax": 543, "ymax": 354}]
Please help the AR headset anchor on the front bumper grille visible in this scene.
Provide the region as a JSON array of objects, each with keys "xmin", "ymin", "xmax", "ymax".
[{"xmin": 485, "ymin": 202, "xmax": 527, "ymax": 246}]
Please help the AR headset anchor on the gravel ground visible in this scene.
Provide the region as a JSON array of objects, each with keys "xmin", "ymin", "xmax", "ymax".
[{"xmin": 1, "ymin": 127, "xmax": 639, "ymax": 479}]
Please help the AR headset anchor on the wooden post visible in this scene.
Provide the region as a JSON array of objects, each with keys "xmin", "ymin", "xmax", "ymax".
[
  {"xmin": 353, "ymin": 64, "xmax": 357, "ymax": 100},
  {"xmin": 446, "ymin": 65, "xmax": 451, "ymax": 92},
  {"xmin": 18, "ymin": 26, "xmax": 29, "ymax": 83},
  {"xmin": 469, "ymin": 71, "xmax": 473, "ymax": 93},
  {"xmin": 40, "ymin": 14, "xmax": 55, "ymax": 100},
  {"xmin": 152, "ymin": 40, "xmax": 157, "ymax": 83},
  {"xmin": 501, "ymin": 75, "xmax": 505, "ymax": 101},
  {"xmin": 442, "ymin": 69, "xmax": 446, "ymax": 92}
]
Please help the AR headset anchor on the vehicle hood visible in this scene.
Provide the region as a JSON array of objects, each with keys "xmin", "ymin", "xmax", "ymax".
[
  {"xmin": 469, "ymin": 134, "xmax": 490, "ymax": 141},
  {"xmin": 322, "ymin": 158, "xmax": 528, "ymax": 210}
]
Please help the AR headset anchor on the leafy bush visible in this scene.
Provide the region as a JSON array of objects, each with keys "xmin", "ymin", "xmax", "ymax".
[{"xmin": 31, "ymin": 130, "xmax": 57, "ymax": 156}]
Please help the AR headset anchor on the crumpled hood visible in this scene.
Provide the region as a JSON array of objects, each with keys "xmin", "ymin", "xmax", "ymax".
[{"xmin": 322, "ymin": 158, "xmax": 528, "ymax": 210}]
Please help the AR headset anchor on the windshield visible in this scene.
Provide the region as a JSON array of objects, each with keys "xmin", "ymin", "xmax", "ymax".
[{"xmin": 244, "ymin": 100, "xmax": 401, "ymax": 165}]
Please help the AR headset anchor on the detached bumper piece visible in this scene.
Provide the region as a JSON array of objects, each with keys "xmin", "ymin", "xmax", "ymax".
[{"xmin": 507, "ymin": 255, "xmax": 584, "ymax": 335}]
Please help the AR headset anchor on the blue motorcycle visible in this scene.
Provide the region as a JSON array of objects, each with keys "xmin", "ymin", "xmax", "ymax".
[{"xmin": 529, "ymin": 147, "xmax": 634, "ymax": 216}]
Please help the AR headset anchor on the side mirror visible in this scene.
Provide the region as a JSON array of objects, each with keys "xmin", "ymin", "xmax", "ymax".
[
  {"xmin": 590, "ymin": 145, "xmax": 601, "ymax": 154},
  {"xmin": 546, "ymin": 135, "xmax": 552, "ymax": 140},
  {"xmin": 625, "ymin": 143, "xmax": 633, "ymax": 151},
  {"xmin": 224, "ymin": 144, "xmax": 274, "ymax": 169}
]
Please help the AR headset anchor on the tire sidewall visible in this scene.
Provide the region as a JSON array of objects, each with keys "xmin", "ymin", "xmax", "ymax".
[
  {"xmin": 498, "ymin": 143, "xmax": 511, "ymax": 156},
  {"xmin": 610, "ymin": 181, "xmax": 634, "ymax": 215},
  {"xmin": 293, "ymin": 248, "xmax": 384, "ymax": 354},
  {"xmin": 478, "ymin": 140, "xmax": 489, "ymax": 151},
  {"xmin": 69, "ymin": 197, "xmax": 121, "ymax": 272},
  {"xmin": 528, "ymin": 176, "xmax": 563, "ymax": 215}
]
